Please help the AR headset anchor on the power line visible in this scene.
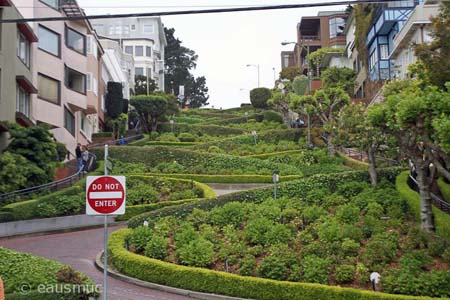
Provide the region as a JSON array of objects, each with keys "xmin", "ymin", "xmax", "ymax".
[{"xmin": 0, "ymin": 0, "xmax": 411, "ymax": 23}]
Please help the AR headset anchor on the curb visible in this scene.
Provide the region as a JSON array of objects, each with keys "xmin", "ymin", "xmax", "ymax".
[{"xmin": 95, "ymin": 251, "xmax": 252, "ymax": 300}]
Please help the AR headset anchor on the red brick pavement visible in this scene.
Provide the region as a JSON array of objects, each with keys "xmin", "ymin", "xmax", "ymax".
[{"xmin": 0, "ymin": 225, "xmax": 193, "ymax": 300}]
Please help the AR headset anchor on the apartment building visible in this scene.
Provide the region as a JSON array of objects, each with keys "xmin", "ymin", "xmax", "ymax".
[
  {"xmin": 281, "ymin": 51, "xmax": 296, "ymax": 69},
  {"xmin": 296, "ymin": 11, "xmax": 348, "ymax": 74},
  {"xmin": 100, "ymin": 38, "xmax": 135, "ymax": 102},
  {"xmin": 90, "ymin": 17, "xmax": 167, "ymax": 92},
  {"xmin": 11, "ymin": 0, "xmax": 104, "ymax": 157},
  {"xmin": 390, "ymin": 0, "xmax": 439, "ymax": 79},
  {"xmin": 0, "ymin": 0, "xmax": 38, "ymax": 151}
]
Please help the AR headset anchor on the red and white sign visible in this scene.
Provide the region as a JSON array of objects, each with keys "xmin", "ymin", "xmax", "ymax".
[{"xmin": 86, "ymin": 176, "xmax": 126, "ymax": 215}]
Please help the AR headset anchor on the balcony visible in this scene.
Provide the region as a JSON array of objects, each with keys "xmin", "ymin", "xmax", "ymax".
[
  {"xmin": 61, "ymin": 0, "xmax": 83, "ymax": 17},
  {"xmin": 390, "ymin": 3, "xmax": 439, "ymax": 57}
]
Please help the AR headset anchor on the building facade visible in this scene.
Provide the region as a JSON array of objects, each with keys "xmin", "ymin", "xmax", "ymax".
[
  {"xmin": 0, "ymin": 0, "xmax": 38, "ymax": 150},
  {"xmin": 90, "ymin": 17, "xmax": 167, "ymax": 92},
  {"xmin": 11, "ymin": 0, "xmax": 104, "ymax": 157},
  {"xmin": 280, "ymin": 51, "xmax": 295, "ymax": 69}
]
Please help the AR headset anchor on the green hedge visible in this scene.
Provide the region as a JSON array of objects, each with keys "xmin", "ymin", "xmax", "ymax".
[
  {"xmin": 336, "ymin": 151, "xmax": 369, "ymax": 170},
  {"xmin": 109, "ymin": 228, "xmax": 437, "ymax": 300},
  {"xmin": 203, "ymin": 114, "xmax": 262, "ymax": 126},
  {"xmin": 396, "ymin": 171, "xmax": 450, "ymax": 241},
  {"xmin": 145, "ymin": 141, "xmax": 202, "ymax": 147},
  {"xmin": 92, "ymin": 146, "xmax": 302, "ymax": 176},
  {"xmin": 92, "ymin": 132, "xmax": 113, "ymax": 138},
  {"xmin": 437, "ymin": 177, "xmax": 450, "ymax": 202},
  {"xmin": 138, "ymin": 173, "xmax": 302, "ymax": 184},
  {"xmin": 158, "ymin": 123, "xmax": 245, "ymax": 136},
  {"xmin": 242, "ymin": 150, "xmax": 305, "ymax": 159},
  {"xmin": 128, "ymin": 167, "xmax": 403, "ymax": 228}
]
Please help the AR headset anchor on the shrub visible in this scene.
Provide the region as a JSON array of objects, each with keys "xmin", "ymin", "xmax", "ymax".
[
  {"xmin": 144, "ymin": 235, "xmax": 170, "ymax": 260},
  {"xmin": 128, "ymin": 226, "xmax": 153, "ymax": 252},
  {"xmin": 210, "ymin": 202, "xmax": 247, "ymax": 228},
  {"xmin": 175, "ymin": 237, "xmax": 215, "ymax": 267},
  {"xmin": 257, "ymin": 256, "xmax": 288, "ymax": 280},
  {"xmin": 301, "ymin": 255, "xmax": 331, "ymax": 284},
  {"xmin": 178, "ymin": 132, "xmax": 197, "ymax": 142},
  {"xmin": 362, "ymin": 232, "xmax": 399, "ymax": 268},
  {"xmin": 157, "ymin": 133, "xmax": 179, "ymax": 142},
  {"xmin": 244, "ymin": 217, "xmax": 274, "ymax": 245},
  {"xmin": 264, "ymin": 224, "xmax": 294, "ymax": 246},
  {"xmin": 264, "ymin": 110, "xmax": 283, "ymax": 123},
  {"xmin": 335, "ymin": 204, "xmax": 360, "ymax": 224},
  {"xmin": 335, "ymin": 265, "xmax": 355, "ymax": 284},
  {"xmin": 337, "ymin": 181, "xmax": 370, "ymax": 198},
  {"xmin": 250, "ymin": 88, "xmax": 272, "ymax": 109},
  {"xmin": 238, "ymin": 255, "xmax": 256, "ymax": 276},
  {"xmin": 207, "ymin": 146, "xmax": 223, "ymax": 154}
]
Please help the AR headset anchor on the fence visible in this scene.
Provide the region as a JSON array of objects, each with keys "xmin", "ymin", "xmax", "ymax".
[{"xmin": 408, "ymin": 174, "xmax": 450, "ymax": 214}]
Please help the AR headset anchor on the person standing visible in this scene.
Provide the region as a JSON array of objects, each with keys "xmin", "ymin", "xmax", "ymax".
[
  {"xmin": 81, "ymin": 146, "xmax": 90, "ymax": 173},
  {"xmin": 76, "ymin": 143, "xmax": 83, "ymax": 172}
]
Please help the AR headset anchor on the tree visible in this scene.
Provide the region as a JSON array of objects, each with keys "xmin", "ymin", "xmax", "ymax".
[
  {"xmin": 367, "ymin": 80, "xmax": 450, "ymax": 232},
  {"xmin": 289, "ymin": 93, "xmax": 316, "ymax": 146},
  {"xmin": 292, "ymin": 75, "xmax": 309, "ymax": 96},
  {"xmin": 250, "ymin": 88, "xmax": 272, "ymax": 109},
  {"xmin": 338, "ymin": 104, "xmax": 386, "ymax": 185},
  {"xmin": 290, "ymin": 87, "xmax": 350, "ymax": 156},
  {"xmin": 135, "ymin": 75, "xmax": 157, "ymax": 95},
  {"xmin": 130, "ymin": 94, "xmax": 168, "ymax": 132},
  {"xmin": 268, "ymin": 90, "xmax": 289, "ymax": 120},
  {"xmin": 279, "ymin": 67, "xmax": 301, "ymax": 81},
  {"xmin": 164, "ymin": 27, "xmax": 209, "ymax": 108},
  {"xmin": 322, "ymin": 67, "xmax": 356, "ymax": 95},
  {"xmin": 414, "ymin": 2, "xmax": 450, "ymax": 89},
  {"xmin": 105, "ymin": 82, "xmax": 124, "ymax": 119},
  {"xmin": 307, "ymin": 47, "xmax": 344, "ymax": 77}
]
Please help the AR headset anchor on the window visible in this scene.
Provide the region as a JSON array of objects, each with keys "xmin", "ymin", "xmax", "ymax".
[
  {"xmin": 380, "ymin": 44, "xmax": 389, "ymax": 59},
  {"xmin": 329, "ymin": 17, "xmax": 346, "ymax": 38},
  {"xmin": 135, "ymin": 67, "xmax": 144, "ymax": 76},
  {"xmin": 146, "ymin": 46, "xmax": 152, "ymax": 57},
  {"xmin": 86, "ymin": 73, "xmax": 92, "ymax": 91},
  {"xmin": 80, "ymin": 111, "xmax": 87, "ymax": 132},
  {"xmin": 143, "ymin": 24, "xmax": 154, "ymax": 33},
  {"xmin": 135, "ymin": 46, "xmax": 144, "ymax": 56},
  {"xmin": 16, "ymin": 86, "xmax": 30, "ymax": 118},
  {"xmin": 66, "ymin": 26, "xmax": 85, "ymax": 55},
  {"xmin": 369, "ymin": 51, "xmax": 377, "ymax": 70},
  {"xmin": 17, "ymin": 31, "xmax": 31, "ymax": 67},
  {"xmin": 131, "ymin": 24, "xmax": 136, "ymax": 31},
  {"xmin": 64, "ymin": 107, "xmax": 75, "ymax": 136},
  {"xmin": 125, "ymin": 46, "xmax": 133, "ymax": 55},
  {"xmin": 40, "ymin": 0, "xmax": 59, "ymax": 10},
  {"xmin": 65, "ymin": 66, "xmax": 86, "ymax": 94},
  {"xmin": 38, "ymin": 74, "xmax": 60, "ymax": 104},
  {"xmin": 123, "ymin": 25, "xmax": 130, "ymax": 35},
  {"xmin": 38, "ymin": 26, "xmax": 60, "ymax": 56},
  {"xmin": 86, "ymin": 35, "xmax": 97, "ymax": 58},
  {"xmin": 101, "ymin": 94, "xmax": 106, "ymax": 111}
]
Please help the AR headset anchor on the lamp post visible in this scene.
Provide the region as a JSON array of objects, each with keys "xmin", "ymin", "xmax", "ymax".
[
  {"xmin": 273, "ymin": 171, "xmax": 279, "ymax": 200},
  {"xmin": 246, "ymin": 64, "xmax": 260, "ymax": 88},
  {"xmin": 272, "ymin": 67, "xmax": 276, "ymax": 83}
]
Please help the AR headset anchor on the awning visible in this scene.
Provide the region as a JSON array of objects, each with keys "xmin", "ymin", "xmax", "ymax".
[
  {"xmin": 17, "ymin": 23, "xmax": 38, "ymax": 43},
  {"xmin": 15, "ymin": 112, "xmax": 34, "ymax": 128},
  {"xmin": 16, "ymin": 76, "xmax": 38, "ymax": 94},
  {"xmin": 84, "ymin": 104, "xmax": 97, "ymax": 114}
]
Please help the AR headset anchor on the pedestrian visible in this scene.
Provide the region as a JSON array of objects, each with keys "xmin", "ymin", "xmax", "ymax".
[
  {"xmin": 76, "ymin": 143, "xmax": 83, "ymax": 172},
  {"xmin": 81, "ymin": 146, "xmax": 90, "ymax": 173}
]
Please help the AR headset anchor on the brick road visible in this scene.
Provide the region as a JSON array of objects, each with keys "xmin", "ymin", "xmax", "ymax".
[{"xmin": 0, "ymin": 225, "xmax": 193, "ymax": 300}]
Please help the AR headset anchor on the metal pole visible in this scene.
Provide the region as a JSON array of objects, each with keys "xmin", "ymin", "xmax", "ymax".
[
  {"xmin": 274, "ymin": 182, "xmax": 277, "ymax": 200},
  {"xmin": 103, "ymin": 144, "xmax": 108, "ymax": 300},
  {"xmin": 307, "ymin": 113, "xmax": 311, "ymax": 148},
  {"xmin": 257, "ymin": 65, "xmax": 260, "ymax": 88}
]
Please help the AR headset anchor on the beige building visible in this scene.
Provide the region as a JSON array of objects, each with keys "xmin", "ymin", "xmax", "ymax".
[
  {"xmin": 0, "ymin": 0, "xmax": 38, "ymax": 151},
  {"xmin": 10, "ymin": 0, "xmax": 104, "ymax": 157}
]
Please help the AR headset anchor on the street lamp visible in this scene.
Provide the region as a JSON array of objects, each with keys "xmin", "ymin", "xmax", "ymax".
[
  {"xmin": 272, "ymin": 67, "xmax": 276, "ymax": 83},
  {"xmin": 273, "ymin": 171, "xmax": 280, "ymax": 200},
  {"xmin": 246, "ymin": 64, "xmax": 260, "ymax": 88}
]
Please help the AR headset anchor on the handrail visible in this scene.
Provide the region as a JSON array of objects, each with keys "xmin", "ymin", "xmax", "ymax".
[
  {"xmin": 89, "ymin": 133, "xmax": 144, "ymax": 148},
  {"xmin": 0, "ymin": 152, "xmax": 97, "ymax": 206},
  {"xmin": 408, "ymin": 174, "xmax": 450, "ymax": 214}
]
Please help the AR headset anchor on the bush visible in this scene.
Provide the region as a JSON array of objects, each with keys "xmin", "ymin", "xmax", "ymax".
[
  {"xmin": 361, "ymin": 232, "xmax": 399, "ymax": 268},
  {"xmin": 144, "ymin": 235, "xmax": 170, "ymax": 260},
  {"xmin": 301, "ymin": 255, "xmax": 331, "ymax": 284},
  {"xmin": 335, "ymin": 265, "xmax": 355, "ymax": 284},
  {"xmin": 128, "ymin": 226, "xmax": 153, "ymax": 252},
  {"xmin": 238, "ymin": 255, "xmax": 256, "ymax": 276},
  {"xmin": 175, "ymin": 237, "xmax": 215, "ymax": 267},
  {"xmin": 156, "ymin": 133, "xmax": 179, "ymax": 142},
  {"xmin": 257, "ymin": 256, "xmax": 288, "ymax": 280},
  {"xmin": 178, "ymin": 133, "xmax": 197, "ymax": 142},
  {"xmin": 250, "ymin": 88, "xmax": 272, "ymax": 109},
  {"xmin": 264, "ymin": 110, "xmax": 283, "ymax": 123}
]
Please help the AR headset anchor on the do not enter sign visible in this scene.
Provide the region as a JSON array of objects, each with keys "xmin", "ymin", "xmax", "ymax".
[{"xmin": 86, "ymin": 176, "xmax": 126, "ymax": 215}]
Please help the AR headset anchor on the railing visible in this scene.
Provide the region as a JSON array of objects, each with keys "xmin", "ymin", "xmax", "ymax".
[
  {"xmin": 89, "ymin": 133, "xmax": 144, "ymax": 148},
  {"xmin": 300, "ymin": 35, "xmax": 320, "ymax": 42},
  {"xmin": 0, "ymin": 153, "xmax": 97, "ymax": 206},
  {"xmin": 337, "ymin": 146, "xmax": 400, "ymax": 167},
  {"xmin": 408, "ymin": 174, "xmax": 450, "ymax": 214}
]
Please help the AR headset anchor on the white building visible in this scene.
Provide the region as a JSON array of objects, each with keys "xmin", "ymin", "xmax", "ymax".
[
  {"xmin": 91, "ymin": 17, "xmax": 167, "ymax": 92},
  {"xmin": 99, "ymin": 39, "xmax": 135, "ymax": 100},
  {"xmin": 390, "ymin": 1, "xmax": 439, "ymax": 79}
]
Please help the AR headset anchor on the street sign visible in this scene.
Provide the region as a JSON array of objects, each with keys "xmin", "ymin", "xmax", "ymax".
[{"xmin": 86, "ymin": 176, "xmax": 126, "ymax": 215}]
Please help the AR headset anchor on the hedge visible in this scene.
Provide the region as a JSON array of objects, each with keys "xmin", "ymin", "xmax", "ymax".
[
  {"xmin": 134, "ymin": 173, "xmax": 302, "ymax": 184},
  {"xmin": 242, "ymin": 150, "xmax": 305, "ymax": 159},
  {"xmin": 145, "ymin": 141, "xmax": 202, "ymax": 147},
  {"xmin": 203, "ymin": 114, "xmax": 262, "ymax": 126},
  {"xmin": 92, "ymin": 132, "xmax": 113, "ymax": 138},
  {"xmin": 158, "ymin": 123, "xmax": 245, "ymax": 136},
  {"xmin": 109, "ymin": 228, "xmax": 438, "ymax": 300},
  {"xmin": 437, "ymin": 177, "xmax": 450, "ymax": 203},
  {"xmin": 92, "ymin": 146, "xmax": 302, "ymax": 176},
  {"xmin": 396, "ymin": 171, "xmax": 450, "ymax": 241},
  {"xmin": 336, "ymin": 151, "xmax": 369, "ymax": 170},
  {"xmin": 128, "ymin": 167, "xmax": 403, "ymax": 228}
]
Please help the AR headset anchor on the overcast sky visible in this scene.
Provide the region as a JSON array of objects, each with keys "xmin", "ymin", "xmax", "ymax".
[{"xmin": 78, "ymin": 0, "xmax": 346, "ymax": 109}]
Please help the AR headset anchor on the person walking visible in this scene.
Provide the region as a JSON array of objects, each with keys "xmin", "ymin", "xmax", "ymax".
[
  {"xmin": 81, "ymin": 146, "xmax": 90, "ymax": 173},
  {"xmin": 76, "ymin": 143, "xmax": 83, "ymax": 172}
]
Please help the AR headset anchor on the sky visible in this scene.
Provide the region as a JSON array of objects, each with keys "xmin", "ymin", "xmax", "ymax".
[{"xmin": 77, "ymin": 0, "xmax": 346, "ymax": 109}]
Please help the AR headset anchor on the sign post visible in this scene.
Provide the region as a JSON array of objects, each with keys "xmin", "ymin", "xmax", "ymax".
[{"xmin": 86, "ymin": 145, "xmax": 126, "ymax": 300}]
